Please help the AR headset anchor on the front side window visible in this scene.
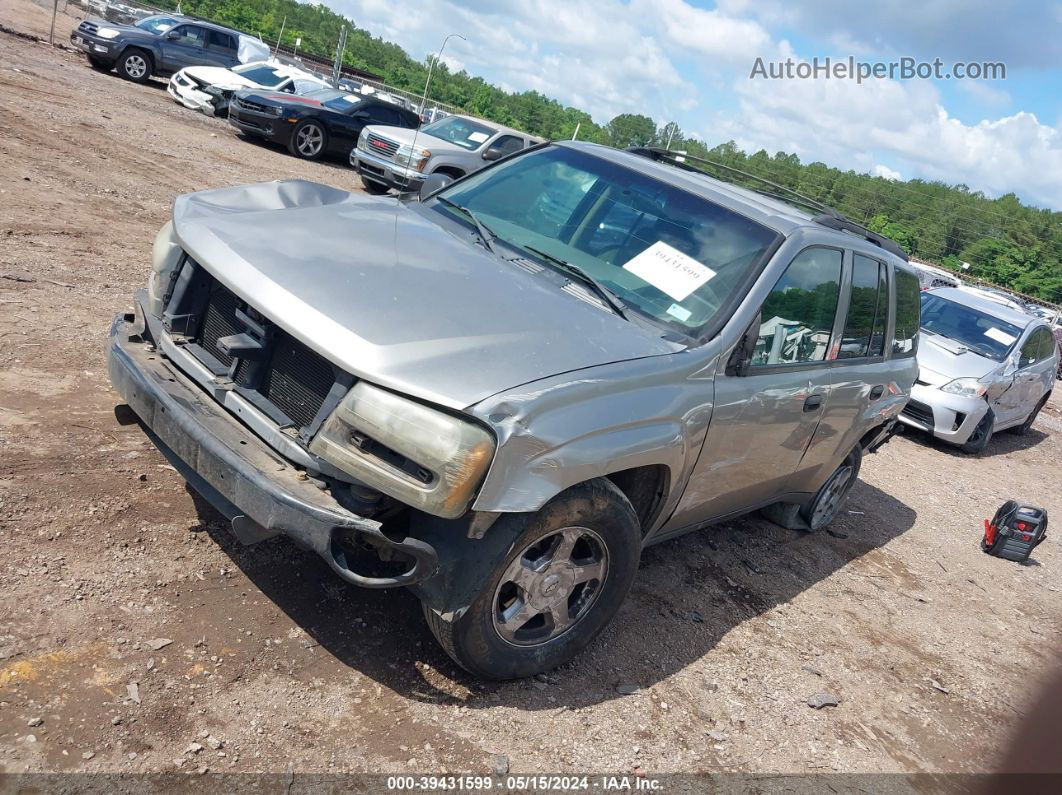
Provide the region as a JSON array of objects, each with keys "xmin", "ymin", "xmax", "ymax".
[
  {"xmin": 1019, "ymin": 331, "xmax": 1042, "ymax": 367},
  {"xmin": 839, "ymin": 254, "xmax": 888, "ymax": 359},
  {"xmin": 421, "ymin": 117, "xmax": 498, "ymax": 150},
  {"xmin": 170, "ymin": 26, "xmax": 206, "ymax": 47},
  {"xmin": 919, "ymin": 292, "xmax": 1020, "ymax": 362},
  {"xmin": 892, "ymin": 268, "xmax": 921, "ymax": 356},
  {"xmin": 435, "ymin": 146, "xmax": 781, "ymax": 336},
  {"xmin": 751, "ymin": 248, "xmax": 842, "ymax": 366},
  {"xmin": 491, "ymin": 135, "xmax": 525, "ymax": 157}
]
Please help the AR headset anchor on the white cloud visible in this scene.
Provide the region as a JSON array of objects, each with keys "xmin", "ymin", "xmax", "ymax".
[{"xmin": 873, "ymin": 164, "xmax": 902, "ymax": 181}]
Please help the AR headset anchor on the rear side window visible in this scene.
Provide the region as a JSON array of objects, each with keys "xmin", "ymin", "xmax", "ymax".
[
  {"xmin": 751, "ymin": 247, "xmax": 842, "ymax": 366},
  {"xmin": 206, "ymin": 31, "xmax": 235, "ymax": 52},
  {"xmin": 839, "ymin": 254, "xmax": 888, "ymax": 359},
  {"xmin": 892, "ymin": 267, "xmax": 920, "ymax": 356}
]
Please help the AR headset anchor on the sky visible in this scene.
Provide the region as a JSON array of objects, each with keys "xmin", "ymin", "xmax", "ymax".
[{"xmin": 331, "ymin": 0, "xmax": 1062, "ymax": 210}]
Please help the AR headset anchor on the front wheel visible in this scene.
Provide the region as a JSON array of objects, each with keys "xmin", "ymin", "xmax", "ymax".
[
  {"xmin": 801, "ymin": 447, "xmax": 862, "ymax": 531},
  {"xmin": 422, "ymin": 478, "xmax": 641, "ymax": 680},
  {"xmin": 288, "ymin": 120, "xmax": 327, "ymax": 160},
  {"xmin": 959, "ymin": 407, "xmax": 994, "ymax": 454},
  {"xmin": 117, "ymin": 49, "xmax": 151, "ymax": 83}
]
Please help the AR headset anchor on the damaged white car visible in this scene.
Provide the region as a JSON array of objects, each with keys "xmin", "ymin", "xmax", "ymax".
[{"xmin": 168, "ymin": 60, "xmax": 328, "ymax": 116}]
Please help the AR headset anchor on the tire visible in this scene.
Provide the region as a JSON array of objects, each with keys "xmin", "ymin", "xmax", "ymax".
[
  {"xmin": 801, "ymin": 447, "xmax": 862, "ymax": 532},
  {"xmin": 117, "ymin": 49, "xmax": 152, "ymax": 83},
  {"xmin": 1011, "ymin": 394, "xmax": 1048, "ymax": 436},
  {"xmin": 88, "ymin": 56, "xmax": 111, "ymax": 72},
  {"xmin": 360, "ymin": 177, "xmax": 390, "ymax": 195},
  {"xmin": 422, "ymin": 478, "xmax": 641, "ymax": 680},
  {"xmin": 959, "ymin": 407, "xmax": 994, "ymax": 454},
  {"xmin": 288, "ymin": 120, "xmax": 327, "ymax": 160}
]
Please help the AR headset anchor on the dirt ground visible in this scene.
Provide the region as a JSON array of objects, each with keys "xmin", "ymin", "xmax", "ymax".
[{"xmin": 2, "ymin": 0, "xmax": 1062, "ymax": 779}]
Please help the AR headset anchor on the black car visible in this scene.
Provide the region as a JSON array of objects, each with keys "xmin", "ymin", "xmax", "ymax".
[{"xmin": 228, "ymin": 89, "xmax": 421, "ymax": 161}]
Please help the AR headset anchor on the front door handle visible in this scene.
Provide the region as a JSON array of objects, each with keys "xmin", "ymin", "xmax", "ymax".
[
  {"xmin": 803, "ymin": 394, "xmax": 823, "ymax": 412},
  {"xmin": 869, "ymin": 385, "xmax": 885, "ymax": 400}
]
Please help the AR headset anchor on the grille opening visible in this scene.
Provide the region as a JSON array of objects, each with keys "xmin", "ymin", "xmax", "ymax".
[{"xmin": 901, "ymin": 398, "xmax": 934, "ymax": 427}]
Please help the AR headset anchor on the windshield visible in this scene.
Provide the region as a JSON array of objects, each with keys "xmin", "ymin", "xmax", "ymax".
[
  {"xmin": 135, "ymin": 15, "xmax": 180, "ymax": 34},
  {"xmin": 919, "ymin": 292, "xmax": 1023, "ymax": 361},
  {"xmin": 421, "ymin": 117, "xmax": 497, "ymax": 150},
  {"xmin": 304, "ymin": 89, "xmax": 362, "ymax": 112},
  {"xmin": 232, "ymin": 63, "xmax": 287, "ymax": 87},
  {"xmin": 434, "ymin": 145, "xmax": 781, "ymax": 335}
]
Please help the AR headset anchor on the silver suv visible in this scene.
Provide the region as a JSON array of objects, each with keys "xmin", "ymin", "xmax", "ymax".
[
  {"xmin": 352, "ymin": 114, "xmax": 541, "ymax": 194},
  {"xmin": 107, "ymin": 143, "xmax": 919, "ymax": 679}
]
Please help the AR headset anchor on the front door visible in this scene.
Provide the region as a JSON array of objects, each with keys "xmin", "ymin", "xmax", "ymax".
[
  {"xmin": 159, "ymin": 25, "xmax": 209, "ymax": 72},
  {"xmin": 673, "ymin": 246, "xmax": 844, "ymax": 526}
]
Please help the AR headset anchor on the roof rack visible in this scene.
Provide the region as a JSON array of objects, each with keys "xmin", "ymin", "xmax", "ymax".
[{"xmin": 626, "ymin": 146, "xmax": 909, "ymax": 261}]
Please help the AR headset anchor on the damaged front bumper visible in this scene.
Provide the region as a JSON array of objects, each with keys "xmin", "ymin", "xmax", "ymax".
[{"xmin": 107, "ymin": 310, "xmax": 440, "ymax": 589}]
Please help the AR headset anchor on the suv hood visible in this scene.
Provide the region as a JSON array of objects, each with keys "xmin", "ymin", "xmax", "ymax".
[
  {"xmin": 171, "ymin": 180, "xmax": 681, "ymax": 409},
  {"xmin": 916, "ymin": 332, "xmax": 1003, "ymax": 385},
  {"xmin": 363, "ymin": 125, "xmax": 473, "ymax": 155}
]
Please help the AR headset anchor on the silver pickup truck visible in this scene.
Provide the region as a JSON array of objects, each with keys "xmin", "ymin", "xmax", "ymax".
[
  {"xmin": 352, "ymin": 114, "xmax": 541, "ymax": 194},
  {"xmin": 108, "ymin": 142, "xmax": 917, "ymax": 679}
]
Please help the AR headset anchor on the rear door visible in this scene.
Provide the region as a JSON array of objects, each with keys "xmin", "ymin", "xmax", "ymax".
[
  {"xmin": 675, "ymin": 246, "xmax": 843, "ymax": 524},
  {"xmin": 159, "ymin": 25, "xmax": 210, "ymax": 72},
  {"xmin": 1012, "ymin": 327, "xmax": 1055, "ymax": 418},
  {"xmin": 204, "ymin": 30, "xmax": 239, "ymax": 67}
]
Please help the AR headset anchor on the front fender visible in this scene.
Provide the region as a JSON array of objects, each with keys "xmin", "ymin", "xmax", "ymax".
[{"xmin": 469, "ymin": 353, "xmax": 717, "ymax": 516}]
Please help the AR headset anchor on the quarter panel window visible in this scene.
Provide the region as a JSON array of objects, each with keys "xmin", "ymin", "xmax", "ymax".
[
  {"xmin": 1038, "ymin": 327, "xmax": 1060, "ymax": 361},
  {"xmin": 751, "ymin": 247, "xmax": 842, "ymax": 366},
  {"xmin": 892, "ymin": 268, "xmax": 920, "ymax": 356}
]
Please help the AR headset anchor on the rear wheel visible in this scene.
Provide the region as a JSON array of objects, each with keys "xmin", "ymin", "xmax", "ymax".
[
  {"xmin": 422, "ymin": 478, "xmax": 641, "ymax": 680},
  {"xmin": 959, "ymin": 407, "xmax": 994, "ymax": 454},
  {"xmin": 1012, "ymin": 393, "xmax": 1048, "ymax": 436},
  {"xmin": 117, "ymin": 49, "xmax": 151, "ymax": 83},
  {"xmin": 801, "ymin": 447, "xmax": 862, "ymax": 532},
  {"xmin": 360, "ymin": 177, "xmax": 390, "ymax": 195},
  {"xmin": 288, "ymin": 120, "xmax": 327, "ymax": 160}
]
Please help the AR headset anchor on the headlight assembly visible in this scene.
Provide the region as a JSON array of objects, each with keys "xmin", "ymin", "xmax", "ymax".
[
  {"xmin": 147, "ymin": 220, "xmax": 182, "ymax": 317},
  {"xmin": 394, "ymin": 145, "xmax": 431, "ymax": 172},
  {"xmin": 939, "ymin": 377, "xmax": 987, "ymax": 398},
  {"xmin": 309, "ymin": 382, "xmax": 495, "ymax": 518},
  {"xmin": 96, "ymin": 28, "xmax": 122, "ymax": 39}
]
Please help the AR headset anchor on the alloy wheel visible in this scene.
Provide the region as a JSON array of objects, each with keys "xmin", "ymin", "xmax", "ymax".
[
  {"xmin": 492, "ymin": 526, "xmax": 608, "ymax": 647},
  {"xmin": 296, "ymin": 124, "xmax": 324, "ymax": 157},
  {"xmin": 810, "ymin": 464, "xmax": 854, "ymax": 529},
  {"xmin": 125, "ymin": 55, "xmax": 146, "ymax": 79}
]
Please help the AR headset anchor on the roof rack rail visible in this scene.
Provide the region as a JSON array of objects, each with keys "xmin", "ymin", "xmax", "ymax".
[{"xmin": 625, "ymin": 146, "xmax": 909, "ymax": 261}]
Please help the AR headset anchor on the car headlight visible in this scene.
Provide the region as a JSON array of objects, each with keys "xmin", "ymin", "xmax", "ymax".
[
  {"xmin": 309, "ymin": 382, "xmax": 495, "ymax": 519},
  {"xmin": 394, "ymin": 145, "xmax": 431, "ymax": 171},
  {"xmin": 96, "ymin": 28, "xmax": 121, "ymax": 39},
  {"xmin": 147, "ymin": 220, "xmax": 182, "ymax": 317},
  {"xmin": 939, "ymin": 377, "xmax": 987, "ymax": 398}
]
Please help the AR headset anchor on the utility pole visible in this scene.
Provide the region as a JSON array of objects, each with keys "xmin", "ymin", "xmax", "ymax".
[
  {"xmin": 49, "ymin": 0, "xmax": 58, "ymax": 45},
  {"xmin": 273, "ymin": 16, "xmax": 286, "ymax": 58}
]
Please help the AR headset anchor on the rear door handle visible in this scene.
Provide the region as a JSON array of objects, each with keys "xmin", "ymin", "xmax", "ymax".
[
  {"xmin": 869, "ymin": 385, "xmax": 885, "ymax": 400},
  {"xmin": 803, "ymin": 394, "xmax": 823, "ymax": 412}
]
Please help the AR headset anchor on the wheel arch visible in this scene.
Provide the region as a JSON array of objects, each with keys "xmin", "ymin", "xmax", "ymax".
[{"xmin": 431, "ymin": 165, "xmax": 466, "ymax": 179}]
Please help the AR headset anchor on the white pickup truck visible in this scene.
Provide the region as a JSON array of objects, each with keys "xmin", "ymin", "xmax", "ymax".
[{"xmin": 351, "ymin": 114, "xmax": 541, "ymax": 194}]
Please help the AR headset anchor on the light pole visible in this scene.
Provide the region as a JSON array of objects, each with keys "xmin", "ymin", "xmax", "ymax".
[{"xmin": 419, "ymin": 33, "xmax": 465, "ymax": 115}]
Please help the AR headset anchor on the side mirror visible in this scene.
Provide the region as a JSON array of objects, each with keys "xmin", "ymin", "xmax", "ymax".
[
  {"xmin": 419, "ymin": 172, "xmax": 454, "ymax": 202},
  {"xmin": 481, "ymin": 144, "xmax": 505, "ymax": 162},
  {"xmin": 165, "ymin": 30, "xmax": 180, "ymax": 39},
  {"xmin": 725, "ymin": 311, "xmax": 761, "ymax": 376}
]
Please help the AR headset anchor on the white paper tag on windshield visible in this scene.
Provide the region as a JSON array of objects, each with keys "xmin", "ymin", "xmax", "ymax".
[
  {"xmin": 340, "ymin": 94, "xmax": 359, "ymax": 103},
  {"xmin": 623, "ymin": 241, "xmax": 715, "ymax": 301},
  {"xmin": 467, "ymin": 131, "xmax": 490, "ymax": 143},
  {"xmin": 984, "ymin": 327, "xmax": 1017, "ymax": 345}
]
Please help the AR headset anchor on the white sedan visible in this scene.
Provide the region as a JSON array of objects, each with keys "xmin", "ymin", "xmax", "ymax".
[{"xmin": 168, "ymin": 60, "xmax": 329, "ymax": 116}]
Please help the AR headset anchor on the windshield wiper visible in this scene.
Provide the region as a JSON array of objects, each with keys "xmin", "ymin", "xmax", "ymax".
[
  {"xmin": 522, "ymin": 245, "xmax": 628, "ymax": 320},
  {"xmin": 435, "ymin": 196, "xmax": 501, "ymax": 257}
]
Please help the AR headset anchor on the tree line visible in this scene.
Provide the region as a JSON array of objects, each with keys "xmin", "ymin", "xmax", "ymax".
[{"xmin": 157, "ymin": 0, "xmax": 1062, "ymax": 303}]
